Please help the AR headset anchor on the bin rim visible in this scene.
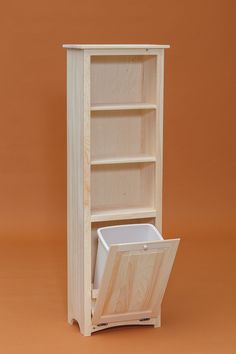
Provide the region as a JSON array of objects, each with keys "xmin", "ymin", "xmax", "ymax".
[{"xmin": 97, "ymin": 223, "xmax": 163, "ymax": 251}]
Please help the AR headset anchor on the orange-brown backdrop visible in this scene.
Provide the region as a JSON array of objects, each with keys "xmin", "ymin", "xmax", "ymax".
[
  {"xmin": 0, "ymin": 1, "xmax": 235, "ymax": 353},
  {"xmin": 0, "ymin": 0, "xmax": 236, "ymax": 239},
  {"xmin": 0, "ymin": 0, "xmax": 235, "ymax": 242}
]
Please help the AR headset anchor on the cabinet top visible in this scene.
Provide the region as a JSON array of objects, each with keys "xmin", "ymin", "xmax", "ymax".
[{"xmin": 62, "ymin": 44, "xmax": 170, "ymax": 49}]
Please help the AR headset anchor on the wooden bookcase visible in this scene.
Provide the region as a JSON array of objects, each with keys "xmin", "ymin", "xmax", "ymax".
[{"xmin": 63, "ymin": 44, "xmax": 179, "ymax": 336}]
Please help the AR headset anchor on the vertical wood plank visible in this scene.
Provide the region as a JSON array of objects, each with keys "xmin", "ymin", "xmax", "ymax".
[
  {"xmin": 82, "ymin": 50, "xmax": 92, "ymax": 336},
  {"xmin": 154, "ymin": 50, "xmax": 165, "ymax": 325},
  {"xmin": 67, "ymin": 49, "xmax": 92, "ymax": 336},
  {"xmin": 67, "ymin": 49, "xmax": 85, "ymax": 329},
  {"xmin": 155, "ymin": 49, "xmax": 165, "ymax": 233}
]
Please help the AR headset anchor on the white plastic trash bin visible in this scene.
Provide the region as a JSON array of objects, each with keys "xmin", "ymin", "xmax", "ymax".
[{"xmin": 93, "ymin": 223, "xmax": 164, "ymax": 289}]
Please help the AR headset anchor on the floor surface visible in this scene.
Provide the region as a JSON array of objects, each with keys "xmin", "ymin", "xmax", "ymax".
[{"xmin": 0, "ymin": 236, "xmax": 235, "ymax": 354}]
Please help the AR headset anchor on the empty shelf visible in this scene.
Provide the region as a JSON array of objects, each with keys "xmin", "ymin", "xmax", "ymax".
[
  {"xmin": 91, "ymin": 155, "xmax": 156, "ymax": 165},
  {"xmin": 91, "ymin": 207, "xmax": 156, "ymax": 222},
  {"xmin": 90, "ymin": 103, "xmax": 157, "ymax": 111}
]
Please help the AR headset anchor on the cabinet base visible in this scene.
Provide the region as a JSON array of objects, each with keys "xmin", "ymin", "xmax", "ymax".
[
  {"xmin": 91, "ymin": 316, "xmax": 161, "ymax": 334},
  {"xmin": 68, "ymin": 315, "xmax": 161, "ymax": 336}
]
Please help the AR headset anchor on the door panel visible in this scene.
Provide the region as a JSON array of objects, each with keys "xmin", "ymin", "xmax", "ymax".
[{"xmin": 92, "ymin": 239, "xmax": 180, "ymax": 325}]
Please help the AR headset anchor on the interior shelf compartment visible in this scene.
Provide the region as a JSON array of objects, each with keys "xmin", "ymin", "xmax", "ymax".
[
  {"xmin": 91, "ymin": 109, "xmax": 156, "ymax": 162},
  {"xmin": 91, "ymin": 55, "xmax": 157, "ymax": 106},
  {"xmin": 91, "ymin": 163, "xmax": 155, "ymax": 221}
]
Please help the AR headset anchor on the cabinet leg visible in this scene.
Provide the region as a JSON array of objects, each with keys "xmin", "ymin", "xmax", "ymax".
[
  {"xmin": 154, "ymin": 309, "xmax": 161, "ymax": 328},
  {"xmin": 81, "ymin": 326, "xmax": 92, "ymax": 336},
  {"xmin": 68, "ymin": 317, "xmax": 74, "ymax": 325},
  {"xmin": 68, "ymin": 311, "xmax": 74, "ymax": 325}
]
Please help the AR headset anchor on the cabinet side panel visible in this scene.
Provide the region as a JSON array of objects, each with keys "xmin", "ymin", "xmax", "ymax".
[
  {"xmin": 67, "ymin": 49, "xmax": 84, "ymax": 328},
  {"xmin": 82, "ymin": 51, "xmax": 92, "ymax": 336},
  {"xmin": 155, "ymin": 50, "xmax": 164, "ymax": 233}
]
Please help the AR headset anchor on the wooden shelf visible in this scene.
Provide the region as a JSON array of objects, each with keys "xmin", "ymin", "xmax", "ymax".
[
  {"xmin": 91, "ymin": 207, "xmax": 156, "ymax": 222},
  {"xmin": 90, "ymin": 103, "xmax": 157, "ymax": 111},
  {"xmin": 91, "ymin": 155, "xmax": 156, "ymax": 165}
]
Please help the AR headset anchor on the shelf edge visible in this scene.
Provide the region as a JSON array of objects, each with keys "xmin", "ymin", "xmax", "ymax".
[
  {"xmin": 91, "ymin": 209, "xmax": 157, "ymax": 222},
  {"xmin": 90, "ymin": 104, "xmax": 157, "ymax": 111},
  {"xmin": 91, "ymin": 157, "xmax": 156, "ymax": 165}
]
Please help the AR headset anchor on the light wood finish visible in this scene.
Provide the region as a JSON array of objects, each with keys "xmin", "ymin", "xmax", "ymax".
[
  {"xmin": 92, "ymin": 239, "xmax": 180, "ymax": 325},
  {"xmin": 91, "ymin": 318, "xmax": 158, "ymax": 333},
  {"xmin": 66, "ymin": 49, "xmax": 91, "ymax": 336},
  {"xmin": 91, "ymin": 103, "xmax": 157, "ymax": 111},
  {"xmin": 64, "ymin": 45, "xmax": 175, "ymax": 336},
  {"xmin": 83, "ymin": 51, "xmax": 92, "ymax": 336},
  {"xmin": 88, "ymin": 48, "xmax": 165, "ymax": 58},
  {"xmin": 91, "ymin": 207, "xmax": 157, "ymax": 222},
  {"xmin": 91, "ymin": 55, "xmax": 156, "ymax": 105},
  {"xmin": 91, "ymin": 110, "xmax": 155, "ymax": 161},
  {"xmin": 67, "ymin": 49, "xmax": 83, "ymax": 329},
  {"xmin": 91, "ymin": 163, "xmax": 155, "ymax": 213},
  {"xmin": 63, "ymin": 44, "xmax": 170, "ymax": 49},
  {"xmin": 91, "ymin": 155, "xmax": 156, "ymax": 165},
  {"xmin": 155, "ymin": 50, "xmax": 165, "ymax": 232}
]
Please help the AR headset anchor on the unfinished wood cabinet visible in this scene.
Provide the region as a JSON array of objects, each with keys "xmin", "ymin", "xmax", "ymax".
[{"xmin": 63, "ymin": 44, "xmax": 179, "ymax": 336}]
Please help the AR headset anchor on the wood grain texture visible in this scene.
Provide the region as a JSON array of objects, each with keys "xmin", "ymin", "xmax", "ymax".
[
  {"xmin": 92, "ymin": 239, "xmax": 180, "ymax": 325},
  {"xmin": 67, "ymin": 49, "xmax": 84, "ymax": 328},
  {"xmin": 65, "ymin": 46, "xmax": 174, "ymax": 335},
  {"xmin": 91, "ymin": 55, "xmax": 156, "ymax": 105},
  {"xmin": 91, "ymin": 163, "xmax": 155, "ymax": 213},
  {"xmin": 154, "ymin": 49, "xmax": 165, "ymax": 233},
  {"xmin": 66, "ymin": 49, "xmax": 91, "ymax": 336},
  {"xmin": 91, "ymin": 110, "xmax": 156, "ymax": 161},
  {"xmin": 82, "ymin": 51, "xmax": 92, "ymax": 336}
]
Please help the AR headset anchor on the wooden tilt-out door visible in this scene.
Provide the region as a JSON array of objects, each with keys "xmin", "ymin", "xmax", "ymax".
[{"xmin": 92, "ymin": 239, "xmax": 180, "ymax": 325}]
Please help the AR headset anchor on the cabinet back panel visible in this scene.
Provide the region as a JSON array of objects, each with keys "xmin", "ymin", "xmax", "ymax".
[
  {"xmin": 91, "ymin": 55, "xmax": 156, "ymax": 105},
  {"xmin": 91, "ymin": 110, "xmax": 155, "ymax": 159},
  {"xmin": 91, "ymin": 163, "xmax": 155, "ymax": 211}
]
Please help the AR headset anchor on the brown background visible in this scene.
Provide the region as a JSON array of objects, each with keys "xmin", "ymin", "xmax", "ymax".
[{"xmin": 0, "ymin": 0, "xmax": 235, "ymax": 353}]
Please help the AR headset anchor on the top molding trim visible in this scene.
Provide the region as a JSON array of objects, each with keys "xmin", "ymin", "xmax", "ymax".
[{"xmin": 62, "ymin": 44, "xmax": 170, "ymax": 49}]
